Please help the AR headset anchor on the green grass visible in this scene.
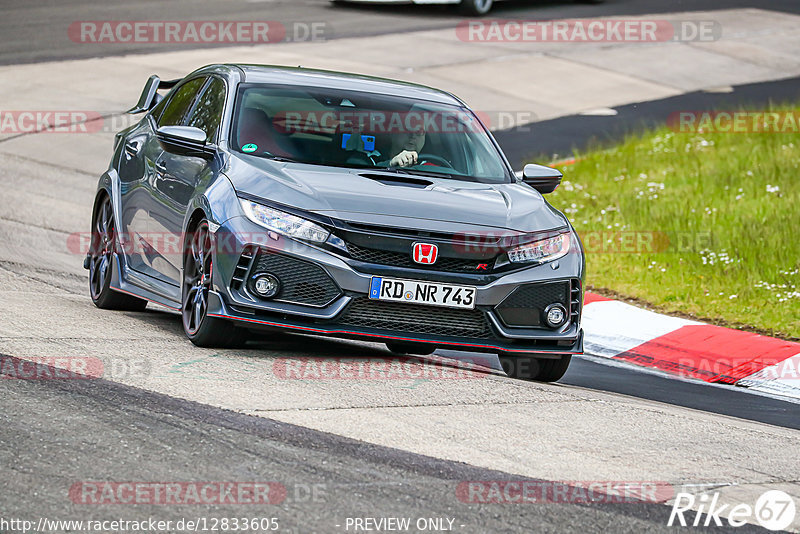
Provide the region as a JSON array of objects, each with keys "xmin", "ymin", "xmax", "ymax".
[{"xmin": 545, "ymin": 106, "xmax": 800, "ymax": 338}]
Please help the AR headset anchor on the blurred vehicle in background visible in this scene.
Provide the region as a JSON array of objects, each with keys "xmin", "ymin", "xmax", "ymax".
[{"xmin": 332, "ymin": 0, "xmax": 603, "ymax": 16}]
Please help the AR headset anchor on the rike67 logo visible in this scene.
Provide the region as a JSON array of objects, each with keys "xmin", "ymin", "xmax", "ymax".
[{"xmin": 668, "ymin": 490, "xmax": 796, "ymax": 531}]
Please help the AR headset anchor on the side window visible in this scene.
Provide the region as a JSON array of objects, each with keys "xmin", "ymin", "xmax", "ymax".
[
  {"xmin": 156, "ymin": 78, "xmax": 206, "ymax": 128},
  {"xmin": 149, "ymin": 93, "xmax": 168, "ymax": 124},
  {"xmin": 185, "ymin": 78, "xmax": 226, "ymax": 142}
]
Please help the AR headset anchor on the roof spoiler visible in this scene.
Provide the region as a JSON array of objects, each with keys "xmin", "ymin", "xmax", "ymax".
[{"xmin": 126, "ymin": 75, "xmax": 181, "ymax": 114}]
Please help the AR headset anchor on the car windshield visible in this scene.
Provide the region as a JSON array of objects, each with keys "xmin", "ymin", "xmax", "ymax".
[{"xmin": 231, "ymin": 84, "xmax": 511, "ymax": 183}]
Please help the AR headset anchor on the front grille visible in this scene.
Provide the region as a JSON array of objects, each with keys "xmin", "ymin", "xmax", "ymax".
[
  {"xmin": 337, "ymin": 297, "xmax": 493, "ymax": 339},
  {"xmin": 250, "ymin": 250, "xmax": 342, "ymax": 307},
  {"xmin": 345, "ymin": 242, "xmax": 493, "ymax": 273},
  {"xmin": 495, "ymin": 281, "xmax": 571, "ymax": 328}
]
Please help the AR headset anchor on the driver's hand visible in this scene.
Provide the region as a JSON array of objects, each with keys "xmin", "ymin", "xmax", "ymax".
[{"xmin": 390, "ymin": 150, "xmax": 418, "ymax": 167}]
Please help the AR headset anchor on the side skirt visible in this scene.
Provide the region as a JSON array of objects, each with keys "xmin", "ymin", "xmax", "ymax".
[{"xmin": 109, "ymin": 253, "xmax": 182, "ymax": 311}]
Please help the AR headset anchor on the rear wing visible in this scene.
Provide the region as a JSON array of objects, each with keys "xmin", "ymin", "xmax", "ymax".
[{"xmin": 126, "ymin": 75, "xmax": 181, "ymax": 114}]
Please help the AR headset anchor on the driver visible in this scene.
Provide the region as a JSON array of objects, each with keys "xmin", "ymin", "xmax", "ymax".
[
  {"xmin": 339, "ymin": 106, "xmax": 436, "ymax": 168},
  {"xmin": 387, "ymin": 127, "xmax": 426, "ymax": 167}
]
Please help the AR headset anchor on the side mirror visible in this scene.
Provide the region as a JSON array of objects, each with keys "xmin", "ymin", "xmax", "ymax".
[
  {"xmin": 156, "ymin": 126, "xmax": 215, "ymax": 159},
  {"xmin": 522, "ymin": 163, "xmax": 562, "ymax": 194}
]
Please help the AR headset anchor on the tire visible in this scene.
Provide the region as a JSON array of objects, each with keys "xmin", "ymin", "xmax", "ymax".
[
  {"xmin": 498, "ymin": 354, "xmax": 572, "ymax": 382},
  {"xmin": 386, "ymin": 341, "xmax": 436, "ymax": 356},
  {"xmin": 181, "ymin": 220, "xmax": 244, "ymax": 348},
  {"xmin": 459, "ymin": 0, "xmax": 493, "ymax": 16},
  {"xmin": 88, "ymin": 195, "xmax": 148, "ymax": 311}
]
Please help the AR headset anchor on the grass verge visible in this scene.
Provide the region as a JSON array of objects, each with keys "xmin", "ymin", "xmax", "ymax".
[{"xmin": 545, "ymin": 106, "xmax": 799, "ymax": 338}]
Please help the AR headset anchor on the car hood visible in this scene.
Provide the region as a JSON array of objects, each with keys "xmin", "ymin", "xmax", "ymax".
[{"xmin": 225, "ymin": 154, "xmax": 568, "ymax": 233}]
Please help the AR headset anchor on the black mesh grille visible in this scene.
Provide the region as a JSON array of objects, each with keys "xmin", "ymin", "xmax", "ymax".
[
  {"xmin": 337, "ymin": 297, "xmax": 493, "ymax": 339},
  {"xmin": 495, "ymin": 281, "xmax": 571, "ymax": 328},
  {"xmin": 345, "ymin": 242, "xmax": 493, "ymax": 273},
  {"xmin": 251, "ymin": 250, "xmax": 342, "ymax": 307}
]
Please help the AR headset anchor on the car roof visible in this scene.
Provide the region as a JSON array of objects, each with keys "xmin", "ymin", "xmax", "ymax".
[{"xmin": 200, "ymin": 64, "xmax": 464, "ymax": 107}]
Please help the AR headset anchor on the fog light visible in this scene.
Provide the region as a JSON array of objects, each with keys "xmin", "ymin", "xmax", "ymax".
[
  {"xmin": 544, "ymin": 303, "xmax": 567, "ymax": 328},
  {"xmin": 252, "ymin": 273, "xmax": 280, "ymax": 298}
]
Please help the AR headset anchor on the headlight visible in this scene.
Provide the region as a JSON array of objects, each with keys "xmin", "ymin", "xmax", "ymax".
[
  {"xmin": 240, "ymin": 199, "xmax": 330, "ymax": 243},
  {"xmin": 507, "ymin": 233, "xmax": 570, "ymax": 264}
]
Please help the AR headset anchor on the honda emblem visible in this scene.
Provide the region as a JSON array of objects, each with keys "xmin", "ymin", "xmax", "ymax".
[{"xmin": 412, "ymin": 243, "xmax": 438, "ymax": 265}]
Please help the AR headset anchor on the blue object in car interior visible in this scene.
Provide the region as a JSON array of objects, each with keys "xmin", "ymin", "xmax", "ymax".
[{"xmin": 341, "ymin": 133, "xmax": 376, "ymax": 152}]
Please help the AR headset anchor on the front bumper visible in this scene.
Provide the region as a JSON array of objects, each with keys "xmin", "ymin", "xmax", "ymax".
[{"xmin": 207, "ymin": 215, "xmax": 585, "ymax": 355}]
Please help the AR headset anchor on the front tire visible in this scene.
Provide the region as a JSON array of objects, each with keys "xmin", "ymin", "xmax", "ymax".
[
  {"xmin": 459, "ymin": 0, "xmax": 493, "ymax": 15},
  {"xmin": 182, "ymin": 220, "xmax": 243, "ymax": 348},
  {"xmin": 88, "ymin": 195, "xmax": 147, "ymax": 311},
  {"xmin": 499, "ymin": 354, "xmax": 571, "ymax": 382}
]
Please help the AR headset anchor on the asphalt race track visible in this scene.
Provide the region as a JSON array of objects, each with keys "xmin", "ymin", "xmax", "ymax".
[
  {"xmin": 0, "ymin": 1, "xmax": 799, "ymax": 532},
  {"xmin": 3, "ymin": 353, "xmax": 772, "ymax": 534},
  {"xmin": 3, "ymin": 0, "xmax": 800, "ymax": 65},
  {"xmin": 495, "ymin": 75, "xmax": 800, "ymax": 167}
]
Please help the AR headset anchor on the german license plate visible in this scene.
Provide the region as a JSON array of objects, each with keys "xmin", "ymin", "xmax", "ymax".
[{"xmin": 369, "ymin": 277, "xmax": 476, "ymax": 310}]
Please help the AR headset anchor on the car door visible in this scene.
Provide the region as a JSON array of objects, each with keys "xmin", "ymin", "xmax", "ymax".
[
  {"xmin": 116, "ymin": 111, "xmax": 168, "ymax": 278},
  {"xmin": 150, "ymin": 76, "xmax": 226, "ymax": 285},
  {"xmin": 126, "ymin": 77, "xmax": 207, "ymax": 284}
]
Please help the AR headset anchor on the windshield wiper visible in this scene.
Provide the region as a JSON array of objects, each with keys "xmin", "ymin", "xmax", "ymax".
[{"xmin": 263, "ymin": 153, "xmax": 301, "ymax": 163}]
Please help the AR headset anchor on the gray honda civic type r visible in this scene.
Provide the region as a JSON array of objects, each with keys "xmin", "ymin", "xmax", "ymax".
[{"xmin": 86, "ymin": 64, "xmax": 585, "ymax": 382}]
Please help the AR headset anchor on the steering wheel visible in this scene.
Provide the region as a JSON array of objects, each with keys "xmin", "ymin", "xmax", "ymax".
[
  {"xmin": 414, "ymin": 154, "xmax": 454, "ymax": 168},
  {"xmin": 345, "ymin": 152, "xmax": 377, "ymax": 167}
]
